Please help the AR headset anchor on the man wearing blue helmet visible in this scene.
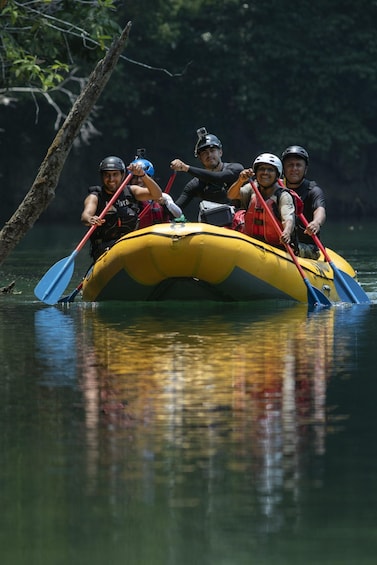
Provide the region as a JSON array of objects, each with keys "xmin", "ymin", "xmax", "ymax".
[
  {"xmin": 81, "ymin": 155, "xmax": 163, "ymax": 260},
  {"xmin": 129, "ymin": 156, "xmax": 155, "ymax": 184},
  {"xmin": 129, "ymin": 152, "xmax": 183, "ymax": 227},
  {"xmin": 170, "ymin": 127, "xmax": 244, "ymax": 213}
]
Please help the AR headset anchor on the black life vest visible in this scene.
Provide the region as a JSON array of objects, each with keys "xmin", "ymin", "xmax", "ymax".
[{"xmin": 89, "ymin": 185, "xmax": 141, "ymax": 246}]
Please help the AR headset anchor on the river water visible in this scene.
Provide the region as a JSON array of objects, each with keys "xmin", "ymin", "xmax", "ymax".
[{"xmin": 1, "ymin": 222, "xmax": 377, "ymax": 565}]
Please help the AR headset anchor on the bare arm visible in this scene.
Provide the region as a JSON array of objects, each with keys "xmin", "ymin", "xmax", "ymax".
[
  {"xmin": 127, "ymin": 162, "xmax": 163, "ymax": 201},
  {"xmin": 227, "ymin": 177, "xmax": 244, "ymax": 200},
  {"xmin": 81, "ymin": 194, "xmax": 105, "ymax": 227},
  {"xmin": 131, "ymin": 174, "xmax": 163, "ymax": 202},
  {"xmin": 279, "ymin": 192, "xmax": 296, "ymax": 244},
  {"xmin": 227, "ymin": 168, "xmax": 254, "ymax": 199},
  {"xmin": 305, "ymin": 206, "xmax": 326, "ymax": 236}
]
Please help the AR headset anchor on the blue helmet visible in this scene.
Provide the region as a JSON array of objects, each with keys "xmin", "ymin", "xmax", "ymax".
[{"xmin": 130, "ymin": 158, "xmax": 155, "ymax": 177}]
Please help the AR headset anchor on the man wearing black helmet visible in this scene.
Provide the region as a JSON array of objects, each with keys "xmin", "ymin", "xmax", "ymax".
[
  {"xmin": 281, "ymin": 145, "xmax": 326, "ymax": 260},
  {"xmin": 170, "ymin": 127, "xmax": 244, "ymax": 212},
  {"xmin": 81, "ymin": 155, "xmax": 163, "ymax": 260}
]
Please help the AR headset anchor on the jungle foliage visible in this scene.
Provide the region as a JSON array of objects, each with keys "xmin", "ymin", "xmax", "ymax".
[{"xmin": 2, "ymin": 0, "xmax": 377, "ymax": 222}]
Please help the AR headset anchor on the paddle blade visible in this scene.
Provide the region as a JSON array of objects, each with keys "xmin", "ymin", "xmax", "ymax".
[
  {"xmin": 34, "ymin": 255, "xmax": 75, "ymax": 305},
  {"xmin": 330, "ymin": 263, "xmax": 370, "ymax": 304},
  {"xmin": 304, "ymin": 278, "xmax": 332, "ymax": 308},
  {"xmin": 58, "ymin": 282, "xmax": 83, "ymax": 304}
]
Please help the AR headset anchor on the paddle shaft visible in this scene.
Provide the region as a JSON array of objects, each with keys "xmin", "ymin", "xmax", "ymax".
[
  {"xmin": 250, "ymin": 181, "xmax": 309, "ymax": 278},
  {"xmin": 59, "ymin": 172, "xmax": 177, "ymax": 303},
  {"xmin": 138, "ymin": 171, "xmax": 176, "ymax": 221},
  {"xmin": 276, "ymin": 179, "xmax": 326, "ymax": 258},
  {"xmin": 276, "ymin": 178, "xmax": 370, "ymax": 303},
  {"xmin": 297, "ymin": 212, "xmax": 369, "ymax": 303},
  {"xmin": 296, "ymin": 213, "xmax": 331, "ymax": 262},
  {"xmin": 250, "ymin": 180, "xmax": 329, "ymax": 306},
  {"xmin": 35, "ymin": 172, "xmax": 133, "ymax": 303},
  {"xmin": 78, "ymin": 172, "xmax": 134, "ymax": 250}
]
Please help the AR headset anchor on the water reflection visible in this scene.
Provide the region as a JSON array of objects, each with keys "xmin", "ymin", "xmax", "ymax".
[
  {"xmin": 0, "ymin": 222, "xmax": 375, "ymax": 563},
  {"xmin": 33, "ymin": 302, "xmax": 368, "ymax": 546},
  {"xmin": 35, "ymin": 308, "xmax": 77, "ymax": 387}
]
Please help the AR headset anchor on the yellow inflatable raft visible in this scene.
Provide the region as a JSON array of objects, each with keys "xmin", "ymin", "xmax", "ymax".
[{"xmin": 80, "ymin": 222, "xmax": 363, "ymax": 304}]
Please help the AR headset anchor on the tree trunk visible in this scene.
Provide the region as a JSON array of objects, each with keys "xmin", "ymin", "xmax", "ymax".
[{"xmin": 0, "ymin": 21, "xmax": 132, "ymax": 265}]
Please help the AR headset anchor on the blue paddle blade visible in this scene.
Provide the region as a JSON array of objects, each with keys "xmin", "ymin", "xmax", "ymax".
[
  {"xmin": 304, "ymin": 278, "xmax": 332, "ymax": 308},
  {"xmin": 34, "ymin": 254, "xmax": 76, "ymax": 305},
  {"xmin": 330, "ymin": 262, "xmax": 370, "ymax": 304},
  {"xmin": 58, "ymin": 283, "xmax": 83, "ymax": 303}
]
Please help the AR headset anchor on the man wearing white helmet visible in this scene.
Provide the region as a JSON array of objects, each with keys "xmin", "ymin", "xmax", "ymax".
[
  {"xmin": 170, "ymin": 127, "xmax": 244, "ymax": 213},
  {"xmin": 227, "ymin": 153, "xmax": 295, "ymax": 248},
  {"xmin": 281, "ymin": 145, "xmax": 326, "ymax": 259}
]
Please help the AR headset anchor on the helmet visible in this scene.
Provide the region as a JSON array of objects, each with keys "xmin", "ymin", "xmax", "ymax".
[
  {"xmin": 281, "ymin": 145, "xmax": 309, "ymax": 164},
  {"xmin": 99, "ymin": 156, "xmax": 125, "ymax": 172},
  {"xmin": 130, "ymin": 157, "xmax": 155, "ymax": 177},
  {"xmin": 253, "ymin": 153, "xmax": 283, "ymax": 177},
  {"xmin": 194, "ymin": 129, "xmax": 222, "ymax": 157}
]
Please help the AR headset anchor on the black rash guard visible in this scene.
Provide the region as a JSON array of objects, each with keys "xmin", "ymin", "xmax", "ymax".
[{"xmin": 175, "ymin": 162, "xmax": 244, "ymax": 209}]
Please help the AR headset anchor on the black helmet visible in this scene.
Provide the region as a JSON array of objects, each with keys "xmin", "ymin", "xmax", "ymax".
[
  {"xmin": 281, "ymin": 145, "xmax": 309, "ymax": 164},
  {"xmin": 194, "ymin": 127, "xmax": 222, "ymax": 157},
  {"xmin": 99, "ymin": 156, "xmax": 125, "ymax": 172}
]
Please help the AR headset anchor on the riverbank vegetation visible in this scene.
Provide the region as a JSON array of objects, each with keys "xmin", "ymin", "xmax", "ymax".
[{"xmin": 1, "ymin": 0, "xmax": 377, "ymax": 225}]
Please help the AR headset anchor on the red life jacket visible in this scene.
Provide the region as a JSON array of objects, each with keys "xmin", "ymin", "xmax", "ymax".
[
  {"xmin": 242, "ymin": 186, "xmax": 302, "ymax": 246},
  {"xmin": 285, "ymin": 188, "xmax": 304, "ymax": 215},
  {"xmin": 138, "ymin": 201, "xmax": 170, "ymax": 229},
  {"xmin": 243, "ymin": 193, "xmax": 283, "ymax": 245}
]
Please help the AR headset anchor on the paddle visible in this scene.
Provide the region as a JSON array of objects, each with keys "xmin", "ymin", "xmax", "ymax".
[
  {"xmin": 164, "ymin": 170, "xmax": 177, "ymax": 193},
  {"xmin": 276, "ymin": 179, "xmax": 370, "ymax": 304},
  {"xmin": 138, "ymin": 171, "xmax": 176, "ymax": 221},
  {"xmin": 297, "ymin": 212, "xmax": 370, "ymax": 304},
  {"xmin": 250, "ymin": 180, "xmax": 332, "ymax": 308},
  {"xmin": 58, "ymin": 282, "xmax": 83, "ymax": 304},
  {"xmin": 34, "ymin": 172, "xmax": 133, "ymax": 305},
  {"xmin": 58, "ymin": 172, "xmax": 177, "ymax": 303}
]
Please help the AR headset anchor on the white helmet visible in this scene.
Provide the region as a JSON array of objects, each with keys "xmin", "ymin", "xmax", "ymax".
[{"xmin": 253, "ymin": 153, "xmax": 283, "ymax": 177}]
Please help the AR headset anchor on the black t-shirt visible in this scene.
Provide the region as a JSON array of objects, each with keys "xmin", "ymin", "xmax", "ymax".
[{"xmin": 295, "ymin": 178, "xmax": 326, "ymax": 244}]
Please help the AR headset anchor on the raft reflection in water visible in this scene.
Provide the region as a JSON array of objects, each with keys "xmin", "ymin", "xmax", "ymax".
[{"xmin": 35, "ymin": 302, "xmax": 366, "ymax": 536}]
